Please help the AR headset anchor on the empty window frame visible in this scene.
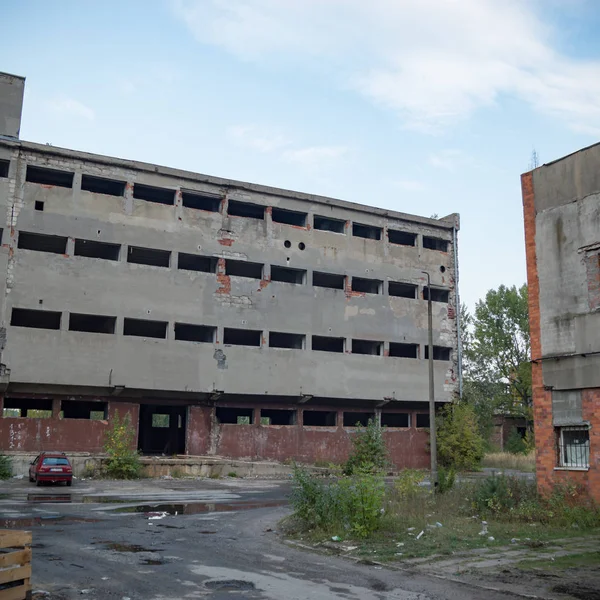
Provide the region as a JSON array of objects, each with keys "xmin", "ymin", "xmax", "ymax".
[
  {"xmin": 74, "ymin": 239, "xmax": 120, "ymax": 261},
  {"xmin": 314, "ymin": 215, "xmax": 345, "ymax": 234},
  {"xmin": 270, "ymin": 265, "xmax": 306, "ymax": 284},
  {"xmin": 352, "ymin": 339, "xmax": 383, "ymax": 355},
  {"xmin": 3, "ymin": 398, "xmax": 53, "ymax": 418},
  {"xmin": 181, "ymin": 190, "xmax": 221, "ymax": 212},
  {"xmin": 271, "ymin": 207, "xmax": 307, "ymax": 227},
  {"xmin": 343, "ymin": 412, "xmax": 375, "ymax": 427},
  {"xmin": 69, "ymin": 313, "xmax": 116, "ymax": 334},
  {"xmin": 423, "ymin": 236, "xmax": 449, "ymax": 252},
  {"xmin": 303, "ymin": 410, "xmax": 337, "ymax": 427},
  {"xmin": 227, "ymin": 199, "xmax": 265, "ymax": 220},
  {"xmin": 152, "ymin": 414, "xmax": 170, "ymax": 428},
  {"xmin": 178, "ymin": 252, "xmax": 218, "ymax": 274},
  {"xmin": 381, "ymin": 413, "xmax": 410, "ymax": 428},
  {"xmin": 225, "ymin": 259, "xmax": 263, "ymax": 279},
  {"xmin": 35, "ymin": 201, "xmax": 44, "ymax": 211},
  {"xmin": 424, "ymin": 345, "xmax": 452, "ymax": 361},
  {"xmin": 389, "ymin": 281, "xmax": 417, "ymax": 299},
  {"xmin": 223, "ymin": 328, "xmax": 262, "ymax": 347},
  {"xmin": 123, "ymin": 318, "xmax": 167, "ymax": 339},
  {"xmin": 353, "ymin": 222, "xmax": 381, "ymax": 240},
  {"xmin": 558, "ymin": 427, "xmax": 590, "ymax": 468},
  {"xmin": 269, "ymin": 332, "xmax": 305, "ymax": 349},
  {"xmin": 260, "ymin": 408, "xmax": 297, "ymax": 425},
  {"xmin": 416, "ymin": 413, "xmax": 430, "ymax": 428},
  {"xmin": 423, "ymin": 287, "xmax": 450, "ymax": 303},
  {"xmin": 388, "ymin": 229, "xmax": 416, "ymax": 246},
  {"xmin": 352, "ymin": 277, "xmax": 382, "ymax": 294},
  {"xmin": 18, "ymin": 231, "xmax": 68, "ymax": 254},
  {"xmin": 389, "ymin": 342, "xmax": 419, "ymax": 358},
  {"xmin": 61, "ymin": 400, "xmax": 108, "ymax": 420},
  {"xmin": 81, "ymin": 174, "xmax": 125, "ymax": 197},
  {"xmin": 133, "ymin": 183, "xmax": 175, "ymax": 205},
  {"xmin": 127, "ymin": 246, "xmax": 170, "ymax": 268},
  {"xmin": 11, "ymin": 308, "xmax": 61, "ymax": 330},
  {"xmin": 0, "ymin": 159, "xmax": 9, "ymax": 178},
  {"xmin": 216, "ymin": 407, "xmax": 254, "ymax": 425},
  {"xmin": 174, "ymin": 323, "xmax": 216, "ymax": 343},
  {"xmin": 313, "ymin": 271, "xmax": 345, "ymax": 290},
  {"xmin": 26, "ymin": 165, "xmax": 73, "ymax": 188},
  {"xmin": 312, "ymin": 335, "xmax": 344, "ymax": 353}
]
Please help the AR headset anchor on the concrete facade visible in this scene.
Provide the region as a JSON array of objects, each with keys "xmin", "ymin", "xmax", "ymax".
[
  {"xmin": 522, "ymin": 143, "xmax": 600, "ymax": 501},
  {"xmin": 0, "ymin": 72, "xmax": 460, "ymax": 468}
]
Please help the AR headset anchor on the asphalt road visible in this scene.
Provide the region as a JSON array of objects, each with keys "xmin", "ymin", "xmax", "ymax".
[{"xmin": 0, "ymin": 477, "xmax": 522, "ymax": 600}]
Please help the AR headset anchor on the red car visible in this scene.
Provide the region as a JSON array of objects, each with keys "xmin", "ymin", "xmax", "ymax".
[{"xmin": 29, "ymin": 452, "xmax": 73, "ymax": 487}]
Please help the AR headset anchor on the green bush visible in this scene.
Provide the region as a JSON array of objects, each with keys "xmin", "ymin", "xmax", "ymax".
[
  {"xmin": 344, "ymin": 419, "xmax": 388, "ymax": 475},
  {"xmin": 0, "ymin": 452, "xmax": 12, "ymax": 479},
  {"xmin": 103, "ymin": 411, "xmax": 142, "ymax": 479},
  {"xmin": 505, "ymin": 428, "xmax": 527, "ymax": 454},
  {"xmin": 394, "ymin": 469, "xmax": 425, "ymax": 499},
  {"xmin": 437, "ymin": 466, "xmax": 456, "ymax": 494},
  {"xmin": 436, "ymin": 403, "xmax": 485, "ymax": 471}
]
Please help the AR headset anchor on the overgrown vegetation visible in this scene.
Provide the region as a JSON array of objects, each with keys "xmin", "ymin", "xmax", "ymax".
[
  {"xmin": 103, "ymin": 411, "xmax": 142, "ymax": 479},
  {"xmin": 343, "ymin": 419, "xmax": 388, "ymax": 475},
  {"xmin": 0, "ymin": 452, "xmax": 12, "ymax": 479},
  {"xmin": 482, "ymin": 451, "xmax": 536, "ymax": 472}
]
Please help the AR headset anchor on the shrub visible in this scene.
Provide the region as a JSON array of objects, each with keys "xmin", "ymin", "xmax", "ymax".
[
  {"xmin": 505, "ymin": 428, "xmax": 527, "ymax": 454},
  {"xmin": 437, "ymin": 466, "xmax": 456, "ymax": 494},
  {"xmin": 344, "ymin": 419, "xmax": 388, "ymax": 475},
  {"xmin": 103, "ymin": 411, "xmax": 142, "ymax": 479},
  {"xmin": 394, "ymin": 469, "xmax": 425, "ymax": 499},
  {"xmin": 436, "ymin": 403, "xmax": 485, "ymax": 471},
  {"xmin": 0, "ymin": 452, "xmax": 12, "ymax": 479}
]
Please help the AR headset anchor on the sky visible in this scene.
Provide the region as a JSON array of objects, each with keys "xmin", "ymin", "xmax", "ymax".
[{"xmin": 2, "ymin": 0, "xmax": 600, "ymax": 310}]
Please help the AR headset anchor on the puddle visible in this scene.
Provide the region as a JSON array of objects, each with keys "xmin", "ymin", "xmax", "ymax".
[
  {"xmin": 113, "ymin": 500, "xmax": 286, "ymax": 515},
  {"xmin": 142, "ymin": 559, "xmax": 165, "ymax": 565},
  {"xmin": 27, "ymin": 494, "xmax": 73, "ymax": 503},
  {"xmin": 204, "ymin": 579, "xmax": 256, "ymax": 591},
  {"xmin": 104, "ymin": 542, "xmax": 164, "ymax": 553},
  {"xmin": 0, "ymin": 516, "xmax": 99, "ymax": 528}
]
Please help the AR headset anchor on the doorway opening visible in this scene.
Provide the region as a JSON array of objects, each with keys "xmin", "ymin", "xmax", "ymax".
[{"xmin": 138, "ymin": 404, "xmax": 187, "ymax": 455}]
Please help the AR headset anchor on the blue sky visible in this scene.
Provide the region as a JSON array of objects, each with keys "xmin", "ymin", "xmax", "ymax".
[{"xmin": 2, "ymin": 0, "xmax": 600, "ymax": 310}]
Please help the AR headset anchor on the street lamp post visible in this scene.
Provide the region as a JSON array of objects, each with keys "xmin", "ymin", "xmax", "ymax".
[{"xmin": 422, "ymin": 271, "xmax": 438, "ymax": 490}]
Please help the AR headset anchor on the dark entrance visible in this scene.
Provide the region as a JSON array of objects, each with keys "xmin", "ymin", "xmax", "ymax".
[{"xmin": 138, "ymin": 404, "xmax": 187, "ymax": 455}]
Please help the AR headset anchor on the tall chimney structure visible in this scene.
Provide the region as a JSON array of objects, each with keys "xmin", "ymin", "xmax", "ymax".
[{"xmin": 0, "ymin": 72, "xmax": 25, "ymax": 139}]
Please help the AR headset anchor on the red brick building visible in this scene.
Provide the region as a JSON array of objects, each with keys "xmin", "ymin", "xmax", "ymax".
[{"xmin": 522, "ymin": 145, "xmax": 600, "ymax": 501}]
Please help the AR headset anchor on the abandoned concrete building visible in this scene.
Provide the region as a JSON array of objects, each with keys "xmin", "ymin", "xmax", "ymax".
[
  {"xmin": 0, "ymin": 72, "xmax": 460, "ymax": 467},
  {"xmin": 522, "ymin": 143, "xmax": 600, "ymax": 501}
]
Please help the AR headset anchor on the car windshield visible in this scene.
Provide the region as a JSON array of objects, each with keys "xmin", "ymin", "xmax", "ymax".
[{"xmin": 42, "ymin": 457, "xmax": 69, "ymax": 466}]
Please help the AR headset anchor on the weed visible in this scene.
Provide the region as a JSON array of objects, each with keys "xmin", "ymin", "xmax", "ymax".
[
  {"xmin": 394, "ymin": 469, "xmax": 425, "ymax": 499},
  {"xmin": 209, "ymin": 473, "xmax": 221, "ymax": 479},
  {"xmin": 227, "ymin": 471, "xmax": 238, "ymax": 478},
  {"xmin": 482, "ymin": 451, "xmax": 536, "ymax": 472},
  {"xmin": 437, "ymin": 466, "xmax": 456, "ymax": 494},
  {"xmin": 103, "ymin": 411, "xmax": 142, "ymax": 479},
  {"xmin": 344, "ymin": 419, "xmax": 388, "ymax": 475},
  {"xmin": 171, "ymin": 467, "xmax": 186, "ymax": 479},
  {"xmin": 0, "ymin": 452, "xmax": 12, "ymax": 479}
]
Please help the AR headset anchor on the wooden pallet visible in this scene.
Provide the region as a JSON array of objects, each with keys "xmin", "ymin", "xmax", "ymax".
[{"xmin": 0, "ymin": 531, "xmax": 32, "ymax": 600}]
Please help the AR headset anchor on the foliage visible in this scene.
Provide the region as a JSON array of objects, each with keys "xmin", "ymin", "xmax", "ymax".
[
  {"xmin": 394, "ymin": 469, "xmax": 425, "ymax": 499},
  {"xmin": 0, "ymin": 452, "xmax": 12, "ymax": 479},
  {"xmin": 505, "ymin": 428, "xmax": 528, "ymax": 455},
  {"xmin": 103, "ymin": 411, "xmax": 142, "ymax": 479},
  {"xmin": 291, "ymin": 465, "xmax": 385, "ymax": 538},
  {"xmin": 482, "ymin": 451, "xmax": 535, "ymax": 473},
  {"xmin": 437, "ymin": 466, "xmax": 456, "ymax": 494},
  {"xmin": 344, "ymin": 419, "xmax": 388, "ymax": 475},
  {"xmin": 436, "ymin": 403, "xmax": 485, "ymax": 471}
]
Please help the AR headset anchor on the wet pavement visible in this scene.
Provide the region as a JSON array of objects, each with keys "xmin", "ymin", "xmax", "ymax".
[{"xmin": 1, "ymin": 477, "xmax": 525, "ymax": 599}]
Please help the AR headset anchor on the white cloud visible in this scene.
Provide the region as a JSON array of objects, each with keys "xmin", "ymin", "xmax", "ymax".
[
  {"xmin": 227, "ymin": 124, "xmax": 290, "ymax": 153},
  {"xmin": 48, "ymin": 97, "xmax": 95, "ymax": 120},
  {"xmin": 174, "ymin": 0, "xmax": 600, "ymax": 134},
  {"xmin": 283, "ymin": 145, "xmax": 348, "ymax": 167}
]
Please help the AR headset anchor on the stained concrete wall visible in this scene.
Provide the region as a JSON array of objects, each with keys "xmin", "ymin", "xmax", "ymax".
[{"xmin": 0, "ymin": 73, "xmax": 24, "ymax": 139}]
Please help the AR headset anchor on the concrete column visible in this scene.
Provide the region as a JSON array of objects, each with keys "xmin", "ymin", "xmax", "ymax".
[
  {"xmin": 375, "ymin": 408, "xmax": 382, "ymax": 426},
  {"xmin": 66, "ymin": 237, "xmax": 75, "ymax": 257},
  {"xmin": 52, "ymin": 398, "xmax": 61, "ymax": 419}
]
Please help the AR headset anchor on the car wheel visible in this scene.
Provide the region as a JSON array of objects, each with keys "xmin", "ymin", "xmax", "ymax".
[
  {"xmin": 36, "ymin": 476, "xmax": 42, "ymax": 487},
  {"xmin": 29, "ymin": 475, "xmax": 34, "ymax": 483},
  {"xmin": 66, "ymin": 480, "xmax": 72, "ymax": 487}
]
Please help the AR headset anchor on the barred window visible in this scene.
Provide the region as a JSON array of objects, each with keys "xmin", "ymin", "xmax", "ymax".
[{"xmin": 558, "ymin": 427, "xmax": 590, "ymax": 468}]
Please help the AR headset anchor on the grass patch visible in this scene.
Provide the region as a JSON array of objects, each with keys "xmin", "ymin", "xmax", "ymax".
[
  {"xmin": 516, "ymin": 551, "xmax": 600, "ymax": 571},
  {"xmin": 482, "ymin": 451, "xmax": 535, "ymax": 472}
]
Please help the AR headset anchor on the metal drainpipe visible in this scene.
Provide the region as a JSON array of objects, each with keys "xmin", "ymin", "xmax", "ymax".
[{"xmin": 453, "ymin": 225, "xmax": 463, "ymax": 399}]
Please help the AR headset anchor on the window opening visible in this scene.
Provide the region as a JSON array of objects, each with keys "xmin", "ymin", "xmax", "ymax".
[
  {"xmin": 81, "ymin": 174, "xmax": 125, "ymax": 197},
  {"xmin": 182, "ymin": 191, "xmax": 221, "ymax": 212},
  {"xmin": 216, "ymin": 407, "xmax": 254, "ymax": 425},
  {"xmin": 272, "ymin": 207, "xmax": 307, "ymax": 227},
  {"xmin": 127, "ymin": 246, "xmax": 170, "ymax": 268},
  {"xmin": 133, "ymin": 183, "xmax": 175, "ymax": 205},
  {"xmin": 74, "ymin": 239, "xmax": 120, "ymax": 261},
  {"xmin": 269, "ymin": 332, "xmax": 305, "ymax": 349},
  {"xmin": 352, "ymin": 339, "xmax": 382, "ymax": 355},
  {"xmin": 174, "ymin": 323, "xmax": 216, "ymax": 343},
  {"xmin": 352, "ymin": 277, "xmax": 382, "ymax": 294},
  {"xmin": 303, "ymin": 410, "xmax": 337, "ymax": 427},
  {"xmin": 260, "ymin": 408, "xmax": 297, "ymax": 425},
  {"xmin": 389, "ymin": 281, "xmax": 417, "ymax": 299},
  {"xmin": 416, "ymin": 414, "xmax": 430, "ymax": 428},
  {"xmin": 388, "ymin": 229, "xmax": 416, "ymax": 246},
  {"xmin": 424, "ymin": 346, "xmax": 451, "ymax": 361},
  {"xmin": 224, "ymin": 328, "xmax": 261, "ymax": 347},
  {"xmin": 228, "ymin": 200, "xmax": 265, "ymax": 220},
  {"xmin": 26, "ymin": 165, "xmax": 73, "ymax": 188},
  {"xmin": 312, "ymin": 335, "xmax": 344, "ymax": 353},
  {"xmin": 152, "ymin": 414, "xmax": 170, "ymax": 428},
  {"xmin": 69, "ymin": 313, "xmax": 116, "ymax": 334},
  {"xmin": 313, "ymin": 271, "xmax": 345, "ymax": 290},
  {"xmin": 389, "ymin": 343, "xmax": 419, "ymax": 358},
  {"xmin": 352, "ymin": 222, "xmax": 381, "ymax": 240},
  {"xmin": 558, "ymin": 427, "xmax": 590, "ymax": 468},
  {"xmin": 271, "ymin": 266, "xmax": 306, "ymax": 284},
  {"xmin": 0, "ymin": 159, "xmax": 9, "ymax": 178},
  {"xmin": 343, "ymin": 412, "xmax": 374, "ymax": 427},
  {"xmin": 18, "ymin": 231, "xmax": 68, "ymax": 254},
  {"xmin": 3, "ymin": 398, "xmax": 53, "ymax": 418},
  {"xmin": 61, "ymin": 400, "xmax": 108, "ymax": 419},
  {"xmin": 314, "ymin": 215, "xmax": 345, "ymax": 233},
  {"xmin": 423, "ymin": 287, "xmax": 450, "ymax": 303},
  {"xmin": 423, "ymin": 236, "xmax": 449, "ymax": 252},
  {"xmin": 35, "ymin": 201, "xmax": 44, "ymax": 211},
  {"xmin": 225, "ymin": 259, "xmax": 263, "ymax": 279},
  {"xmin": 178, "ymin": 252, "xmax": 218, "ymax": 273},
  {"xmin": 123, "ymin": 318, "xmax": 167, "ymax": 339},
  {"xmin": 381, "ymin": 413, "xmax": 410, "ymax": 428},
  {"xmin": 11, "ymin": 308, "xmax": 61, "ymax": 330}
]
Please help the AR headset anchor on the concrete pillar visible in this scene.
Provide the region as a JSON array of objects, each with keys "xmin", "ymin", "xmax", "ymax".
[{"xmin": 52, "ymin": 398, "xmax": 61, "ymax": 419}]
